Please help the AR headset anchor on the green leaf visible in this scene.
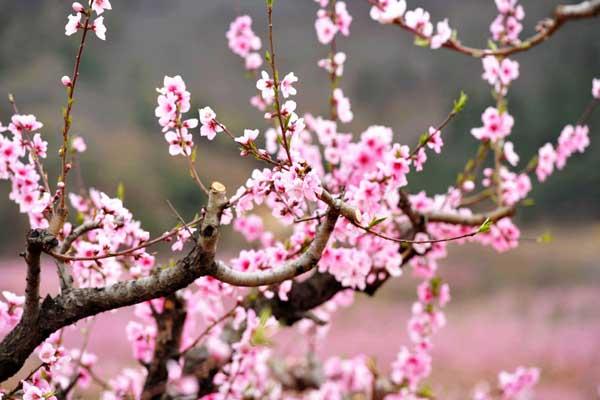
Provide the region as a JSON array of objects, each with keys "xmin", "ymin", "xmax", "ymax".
[
  {"xmin": 418, "ymin": 132, "xmax": 430, "ymax": 146},
  {"xmin": 522, "ymin": 198, "xmax": 535, "ymax": 207},
  {"xmin": 416, "ymin": 386, "xmax": 435, "ymax": 399},
  {"xmin": 537, "ymin": 231, "xmax": 553, "ymax": 244},
  {"xmin": 265, "ymin": 50, "xmax": 271, "ymax": 63},
  {"xmin": 251, "ymin": 308, "xmax": 274, "ymax": 346},
  {"xmin": 452, "ymin": 91, "xmax": 468, "ymax": 114},
  {"xmin": 266, "ymin": 0, "xmax": 274, "ymax": 7},
  {"xmin": 487, "ymin": 40, "xmax": 498, "ymax": 51},
  {"xmin": 284, "ymin": 113, "xmax": 292, "ymax": 129},
  {"xmin": 526, "ymin": 155, "xmax": 539, "ymax": 171},
  {"xmin": 414, "ymin": 36, "xmax": 430, "ymax": 47},
  {"xmin": 430, "ymin": 276, "xmax": 442, "ymax": 294},
  {"xmin": 478, "ymin": 217, "xmax": 493, "ymax": 233},
  {"xmin": 116, "ymin": 182, "xmax": 125, "ymax": 202},
  {"xmin": 367, "ymin": 217, "xmax": 387, "ymax": 229}
]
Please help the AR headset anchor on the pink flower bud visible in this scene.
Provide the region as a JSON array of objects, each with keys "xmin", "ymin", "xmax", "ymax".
[
  {"xmin": 61, "ymin": 75, "xmax": 72, "ymax": 87},
  {"xmin": 72, "ymin": 2, "xmax": 85, "ymax": 13},
  {"xmin": 462, "ymin": 180, "xmax": 475, "ymax": 192}
]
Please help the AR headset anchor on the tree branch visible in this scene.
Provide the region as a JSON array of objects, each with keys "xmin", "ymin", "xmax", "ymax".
[
  {"xmin": 23, "ymin": 230, "xmax": 58, "ymax": 324},
  {"xmin": 382, "ymin": 0, "xmax": 600, "ymax": 58},
  {"xmin": 141, "ymin": 294, "xmax": 187, "ymax": 400},
  {"xmin": 210, "ymin": 207, "xmax": 339, "ymax": 286},
  {"xmin": 425, "ymin": 206, "xmax": 515, "ymax": 226},
  {"xmin": 0, "ymin": 183, "xmax": 228, "ymax": 383}
]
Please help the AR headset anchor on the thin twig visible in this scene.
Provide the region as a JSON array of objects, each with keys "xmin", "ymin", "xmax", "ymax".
[{"xmin": 47, "ymin": 216, "xmax": 204, "ymax": 262}]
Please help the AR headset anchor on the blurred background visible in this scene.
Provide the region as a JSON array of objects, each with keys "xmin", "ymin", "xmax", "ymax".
[{"xmin": 0, "ymin": 0, "xmax": 599, "ymax": 398}]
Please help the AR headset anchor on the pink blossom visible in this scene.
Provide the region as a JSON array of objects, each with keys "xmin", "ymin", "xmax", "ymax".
[
  {"xmin": 226, "ymin": 15, "xmax": 262, "ymax": 58},
  {"xmin": 164, "ymin": 130, "xmax": 193, "ymax": 156},
  {"xmin": 318, "ymin": 52, "xmax": 346, "ymax": 77},
  {"xmin": 498, "ymin": 367, "xmax": 540, "ymax": 399},
  {"xmin": 280, "ymin": 72, "xmax": 298, "ymax": 98},
  {"xmin": 333, "ymin": 88, "xmax": 353, "ymax": 123},
  {"xmin": 482, "ymin": 56, "xmax": 519, "ymax": 89},
  {"xmin": 65, "ymin": 13, "xmax": 81, "ymax": 36},
  {"xmin": 72, "ymin": 136, "xmax": 87, "ymax": 153},
  {"xmin": 92, "ymin": 0, "xmax": 112, "ymax": 15},
  {"xmin": 9, "ymin": 114, "xmax": 43, "ymax": 136},
  {"xmin": 92, "ymin": 16, "xmax": 107, "ymax": 40},
  {"xmin": 503, "ymin": 141, "xmax": 519, "ymax": 166},
  {"xmin": 593, "ymin": 78, "xmax": 600, "ymax": 99},
  {"xmin": 334, "ymin": 2, "xmax": 353, "ymax": 36},
  {"xmin": 315, "ymin": 14, "xmax": 338, "ymax": 44},
  {"xmin": 412, "ymin": 232, "xmax": 431, "ymax": 255},
  {"xmin": 535, "ymin": 143, "xmax": 556, "ymax": 182},
  {"xmin": 499, "ymin": 58, "xmax": 519, "ymax": 85},
  {"xmin": 199, "ymin": 107, "xmax": 223, "ymax": 141},
  {"xmin": 234, "ymin": 129, "xmax": 259, "ymax": 146},
  {"xmin": 370, "ymin": 0, "xmax": 407, "ymax": 24},
  {"xmin": 171, "ymin": 227, "xmax": 196, "ymax": 251},
  {"xmin": 430, "ymin": 19, "xmax": 452, "ymax": 49},
  {"xmin": 495, "ymin": 0, "xmax": 518, "ymax": 14},
  {"xmin": 471, "ymin": 107, "xmax": 514, "ymax": 142},
  {"xmin": 234, "ymin": 215, "xmax": 264, "ymax": 242},
  {"xmin": 390, "ymin": 347, "xmax": 432, "ymax": 389},
  {"xmin": 244, "ymin": 52, "xmax": 262, "ymax": 70},
  {"xmin": 555, "ymin": 124, "xmax": 590, "ymax": 169},
  {"xmin": 256, "ymin": 71, "xmax": 275, "ymax": 100},
  {"xmin": 413, "ymin": 147, "xmax": 427, "ymax": 171},
  {"xmin": 490, "ymin": 1, "xmax": 524, "ymax": 44},
  {"xmin": 426, "ymin": 126, "xmax": 443, "ymax": 154},
  {"xmin": 405, "ymin": 8, "xmax": 433, "ymax": 38}
]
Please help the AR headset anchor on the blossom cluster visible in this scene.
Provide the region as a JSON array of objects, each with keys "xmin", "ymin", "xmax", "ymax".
[
  {"xmin": 369, "ymin": 1, "xmax": 452, "ymax": 50},
  {"xmin": 536, "ymin": 124, "xmax": 590, "ymax": 182},
  {"xmin": 474, "ymin": 366, "xmax": 540, "ymax": 400},
  {"xmin": 314, "ymin": 1, "xmax": 352, "ymax": 45},
  {"xmin": 155, "ymin": 75, "xmax": 198, "ymax": 156},
  {"xmin": 1, "ymin": 1, "xmax": 598, "ymax": 399},
  {"xmin": 65, "ymin": 0, "xmax": 111, "ymax": 40},
  {"xmin": 387, "ymin": 275, "xmax": 450, "ymax": 396},
  {"xmin": 0, "ymin": 114, "xmax": 51, "ymax": 228},
  {"xmin": 226, "ymin": 15, "xmax": 263, "ymax": 71},
  {"xmin": 490, "ymin": 0, "xmax": 525, "ymax": 45}
]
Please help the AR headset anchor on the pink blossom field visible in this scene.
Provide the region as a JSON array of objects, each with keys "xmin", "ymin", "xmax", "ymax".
[{"xmin": 1, "ymin": 224, "xmax": 599, "ymax": 399}]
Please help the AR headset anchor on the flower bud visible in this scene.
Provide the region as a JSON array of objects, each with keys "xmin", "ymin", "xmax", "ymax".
[
  {"xmin": 72, "ymin": 2, "xmax": 85, "ymax": 13},
  {"xmin": 61, "ymin": 75, "xmax": 72, "ymax": 87}
]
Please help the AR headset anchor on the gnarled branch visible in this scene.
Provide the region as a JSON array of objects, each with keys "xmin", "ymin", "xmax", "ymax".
[{"xmin": 210, "ymin": 206, "xmax": 339, "ymax": 286}]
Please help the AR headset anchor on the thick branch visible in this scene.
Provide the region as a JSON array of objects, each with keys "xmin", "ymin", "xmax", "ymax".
[
  {"xmin": 425, "ymin": 206, "xmax": 515, "ymax": 226},
  {"xmin": 0, "ymin": 183, "xmax": 228, "ymax": 383},
  {"xmin": 210, "ymin": 207, "xmax": 339, "ymax": 286},
  {"xmin": 142, "ymin": 295, "xmax": 187, "ymax": 400},
  {"xmin": 0, "ymin": 244, "xmax": 211, "ymax": 383},
  {"xmin": 23, "ymin": 230, "xmax": 58, "ymax": 323},
  {"xmin": 319, "ymin": 189, "xmax": 362, "ymax": 224}
]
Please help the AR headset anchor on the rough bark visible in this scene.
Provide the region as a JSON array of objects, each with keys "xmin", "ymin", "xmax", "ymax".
[{"xmin": 142, "ymin": 295, "xmax": 187, "ymax": 400}]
